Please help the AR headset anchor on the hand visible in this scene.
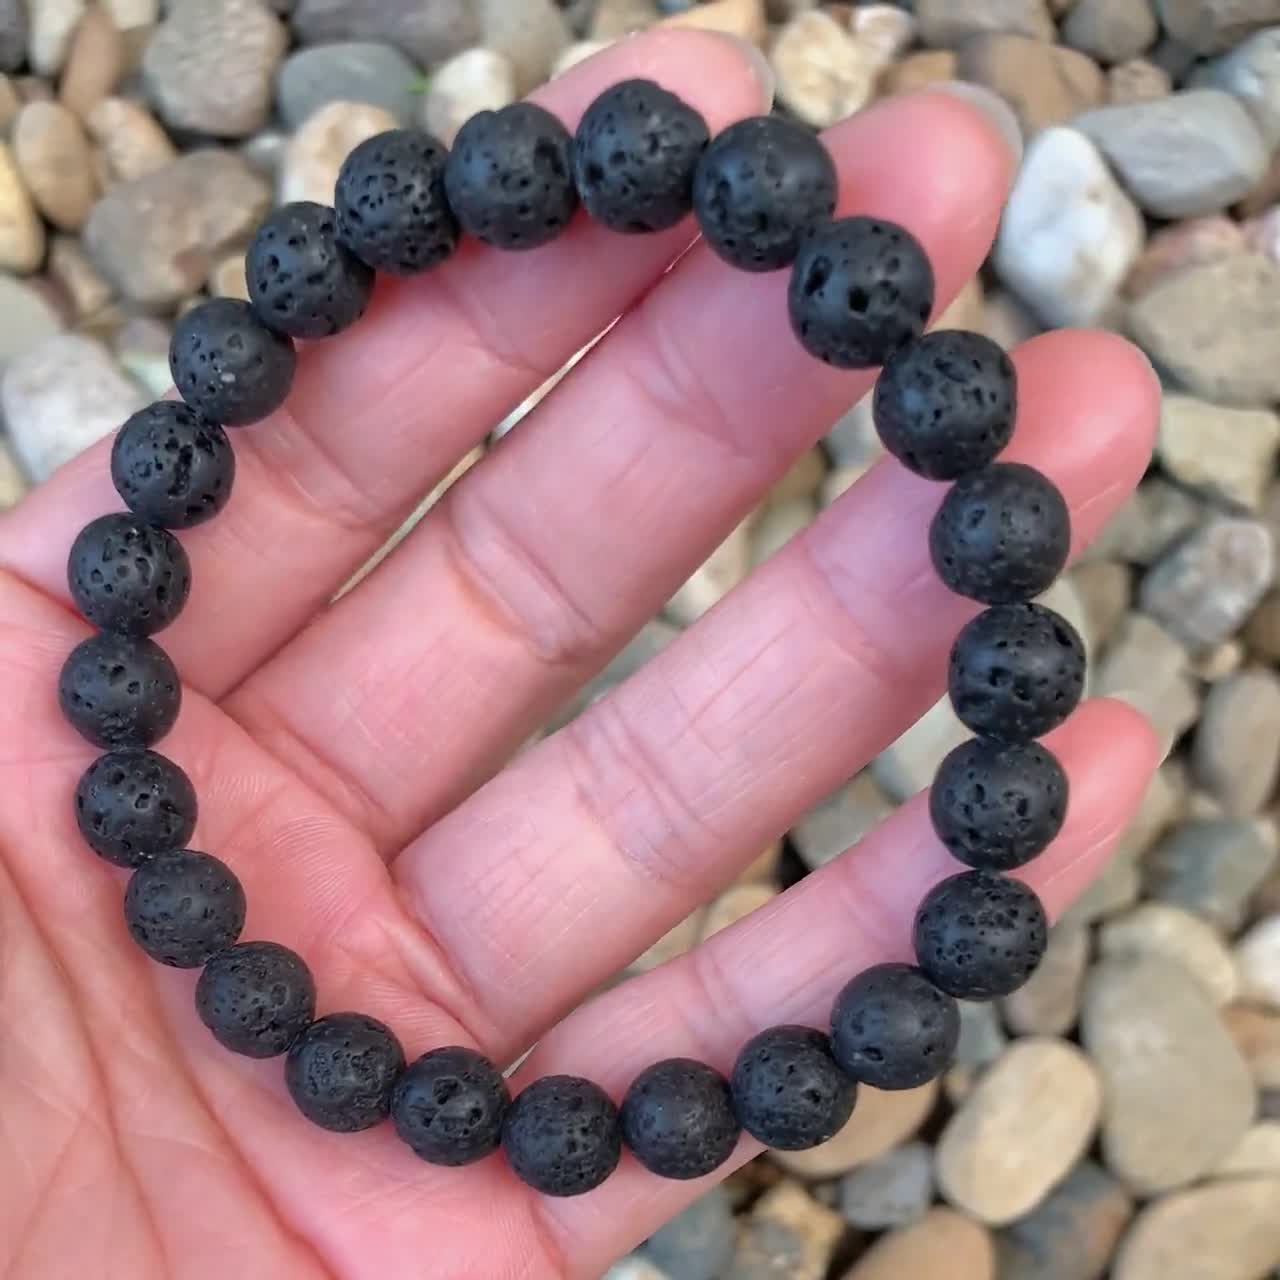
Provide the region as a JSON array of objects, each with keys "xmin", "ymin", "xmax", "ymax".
[{"xmin": 0, "ymin": 28, "xmax": 1160, "ymax": 1280}]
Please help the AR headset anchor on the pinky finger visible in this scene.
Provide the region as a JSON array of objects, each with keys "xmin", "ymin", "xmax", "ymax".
[{"xmin": 509, "ymin": 698, "xmax": 1160, "ymax": 1276}]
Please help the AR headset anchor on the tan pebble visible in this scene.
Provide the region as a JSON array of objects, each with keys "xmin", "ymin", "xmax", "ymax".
[
  {"xmin": 851, "ymin": 4, "xmax": 917, "ymax": 69},
  {"xmin": 661, "ymin": 0, "xmax": 766, "ymax": 45},
  {"xmin": 209, "ymin": 248, "xmax": 249, "ymax": 302},
  {"xmin": 280, "ymin": 100, "xmax": 399, "ymax": 207},
  {"xmin": 48, "ymin": 234, "xmax": 111, "ymax": 316},
  {"xmin": 1213, "ymin": 1123, "xmax": 1280, "ymax": 1177},
  {"xmin": 736, "ymin": 1182, "xmax": 845, "ymax": 1280},
  {"xmin": 422, "ymin": 48, "xmax": 517, "ymax": 146},
  {"xmin": 628, "ymin": 909, "xmax": 705, "ymax": 974},
  {"xmin": 0, "ymin": 73, "xmax": 18, "ymax": 133},
  {"xmin": 700, "ymin": 883, "xmax": 776, "ymax": 941},
  {"xmin": 1107, "ymin": 56, "xmax": 1172, "ymax": 104},
  {"xmin": 882, "ymin": 49, "xmax": 957, "ymax": 94},
  {"xmin": 0, "ymin": 140, "xmax": 45, "ymax": 272},
  {"xmin": 771, "ymin": 10, "xmax": 875, "ymax": 127},
  {"xmin": 551, "ymin": 40, "xmax": 612, "ymax": 77},
  {"xmin": 0, "ymin": 438, "xmax": 28, "ymax": 508},
  {"xmin": 769, "ymin": 446, "xmax": 827, "ymax": 505},
  {"xmin": 86, "ymin": 96, "xmax": 175, "ymax": 183},
  {"xmin": 842, "ymin": 1207, "xmax": 994, "ymax": 1280},
  {"xmin": 1124, "ymin": 215, "xmax": 1246, "ymax": 300},
  {"xmin": 13, "ymin": 101, "xmax": 96, "ymax": 230},
  {"xmin": 737, "ymin": 841, "xmax": 781, "ymax": 885},
  {"xmin": 1099, "ymin": 902, "xmax": 1240, "ymax": 1006},
  {"xmin": 821, "ymin": 464, "xmax": 870, "ymax": 506},
  {"xmin": 750, "ymin": 497, "xmax": 815, "ymax": 566},
  {"xmin": 14, "ymin": 75, "xmax": 53, "ymax": 104},
  {"xmin": 59, "ymin": 3, "xmax": 124, "ymax": 119},
  {"xmin": 590, "ymin": 0, "xmax": 657, "ymax": 40},
  {"xmin": 1223, "ymin": 1003, "xmax": 1280, "ymax": 1089}
]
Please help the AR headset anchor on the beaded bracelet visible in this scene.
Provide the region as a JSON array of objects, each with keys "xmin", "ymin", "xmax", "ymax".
[{"xmin": 59, "ymin": 79, "xmax": 1082, "ymax": 1199}]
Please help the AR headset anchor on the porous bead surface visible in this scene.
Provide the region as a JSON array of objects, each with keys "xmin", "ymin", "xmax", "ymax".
[
  {"xmin": 169, "ymin": 298, "xmax": 296, "ymax": 427},
  {"xmin": 67, "ymin": 513, "xmax": 191, "ymax": 637},
  {"xmin": 285, "ymin": 1013, "xmax": 406, "ymax": 1133},
  {"xmin": 788, "ymin": 216, "xmax": 934, "ymax": 369},
  {"xmin": 334, "ymin": 129, "xmax": 459, "ymax": 275},
  {"xmin": 124, "ymin": 849, "xmax": 245, "ymax": 969},
  {"xmin": 111, "ymin": 401, "xmax": 235, "ymax": 531},
  {"xmin": 930, "ymin": 738, "xmax": 1068, "ymax": 872},
  {"xmin": 949, "ymin": 603, "xmax": 1086, "ymax": 743},
  {"xmin": 74, "ymin": 749, "xmax": 197, "ymax": 868},
  {"xmin": 58, "ymin": 633, "xmax": 181, "ymax": 750},
  {"xmin": 444, "ymin": 102, "xmax": 577, "ymax": 251},
  {"xmin": 929, "ymin": 463, "xmax": 1072, "ymax": 605},
  {"xmin": 246, "ymin": 201, "xmax": 374, "ymax": 340},
  {"xmin": 573, "ymin": 79, "xmax": 709, "ymax": 234},
  {"xmin": 731, "ymin": 1026, "xmax": 856, "ymax": 1151},
  {"xmin": 913, "ymin": 870, "xmax": 1049, "ymax": 1001},
  {"xmin": 620, "ymin": 1058, "xmax": 740, "ymax": 1180},
  {"xmin": 502, "ymin": 1075, "xmax": 622, "ymax": 1197},
  {"xmin": 195, "ymin": 942, "xmax": 317, "ymax": 1058},
  {"xmin": 830, "ymin": 963, "xmax": 960, "ymax": 1091},
  {"xmin": 873, "ymin": 330, "xmax": 1017, "ymax": 481},
  {"xmin": 692, "ymin": 115, "xmax": 837, "ymax": 272},
  {"xmin": 390, "ymin": 1046, "xmax": 510, "ymax": 1167}
]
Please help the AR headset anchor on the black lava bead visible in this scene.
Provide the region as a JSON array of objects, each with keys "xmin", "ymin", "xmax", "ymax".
[
  {"xmin": 67, "ymin": 513, "xmax": 191, "ymax": 637},
  {"xmin": 111, "ymin": 401, "xmax": 235, "ymax": 530},
  {"xmin": 74, "ymin": 749, "xmax": 196, "ymax": 868},
  {"xmin": 830, "ymin": 963, "xmax": 959, "ymax": 1091},
  {"xmin": 390, "ymin": 1046, "xmax": 510, "ymax": 1167},
  {"xmin": 949, "ymin": 603, "xmax": 1086, "ymax": 743},
  {"xmin": 195, "ymin": 941, "xmax": 317, "ymax": 1058},
  {"xmin": 573, "ymin": 79, "xmax": 709, "ymax": 234},
  {"xmin": 913, "ymin": 870, "xmax": 1048, "ymax": 1000},
  {"xmin": 731, "ymin": 1026, "xmax": 856, "ymax": 1151},
  {"xmin": 930, "ymin": 463, "xmax": 1072, "ymax": 606},
  {"xmin": 334, "ymin": 129, "xmax": 459, "ymax": 275},
  {"xmin": 58, "ymin": 633, "xmax": 181, "ymax": 750},
  {"xmin": 873, "ymin": 330, "xmax": 1017, "ymax": 481},
  {"xmin": 930, "ymin": 738, "xmax": 1068, "ymax": 872},
  {"xmin": 621, "ymin": 1058, "xmax": 740, "ymax": 1180},
  {"xmin": 169, "ymin": 298, "xmax": 296, "ymax": 427},
  {"xmin": 444, "ymin": 102, "xmax": 578, "ymax": 251},
  {"xmin": 285, "ymin": 1013, "xmax": 406, "ymax": 1133},
  {"xmin": 692, "ymin": 115, "xmax": 837, "ymax": 272},
  {"xmin": 502, "ymin": 1075, "xmax": 622, "ymax": 1197},
  {"xmin": 124, "ymin": 849, "xmax": 245, "ymax": 968},
  {"xmin": 788, "ymin": 216, "xmax": 934, "ymax": 369},
  {"xmin": 246, "ymin": 201, "xmax": 375, "ymax": 340}
]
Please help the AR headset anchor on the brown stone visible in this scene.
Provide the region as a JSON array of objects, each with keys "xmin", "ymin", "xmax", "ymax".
[
  {"xmin": 882, "ymin": 49, "xmax": 958, "ymax": 94},
  {"xmin": 59, "ymin": 3, "xmax": 124, "ymax": 119},
  {"xmin": 958, "ymin": 34, "xmax": 1105, "ymax": 134},
  {"xmin": 842, "ymin": 1208, "xmax": 994, "ymax": 1280}
]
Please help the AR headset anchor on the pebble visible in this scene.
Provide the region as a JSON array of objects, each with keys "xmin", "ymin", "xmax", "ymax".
[
  {"xmin": 0, "ymin": 438, "xmax": 26, "ymax": 507},
  {"xmin": 1003, "ymin": 925, "xmax": 1089, "ymax": 1037},
  {"xmin": 84, "ymin": 150, "xmax": 270, "ymax": 307},
  {"xmin": 841, "ymin": 1207, "xmax": 994, "ymax": 1280},
  {"xmin": 791, "ymin": 773, "xmax": 894, "ymax": 870},
  {"xmin": 0, "ymin": 275, "xmax": 64, "ymax": 367},
  {"xmin": 1158, "ymin": 393, "xmax": 1279, "ymax": 508},
  {"xmin": 0, "ymin": 0, "xmax": 24, "ymax": 72},
  {"xmin": 997, "ymin": 1161, "xmax": 1134, "ymax": 1280},
  {"xmin": 750, "ymin": 498, "xmax": 814, "ymax": 567},
  {"xmin": 1100, "ymin": 903, "xmax": 1240, "ymax": 1006},
  {"xmin": 1214, "ymin": 1122, "xmax": 1280, "ymax": 1176},
  {"xmin": 87, "ymin": 98, "xmax": 178, "ymax": 184},
  {"xmin": 46, "ymin": 236, "xmax": 109, "ymax": 319},
  {"xmin": 1224, "ymin": 1005, "xmax": 1280, "ymax": 1090},
  {"xmin": 644, "ymin": 1187, "xmax": 735, "ymax": 1280},
  {"xmin": 422, "ymin": 48, "xmax": 518, "ymax": 146},
  {"xmin": 1237, "ymin": 915, "xmax": 1280, "ymax": 1008},
  {"xmin": 1063, "ymin": 0, "xmax": 1158, "ymax": 63},
  {"xmin": 872, "ymin": 696, "xmax": 970, "ymax": 803},
  {"xmin": 1094, "ymin": 614, "xmax": 1199, "ymax": 756},
  {"xmin": 1107, "ymin": 56, "xmax": 1173, "ymax": 103},
  {"xmin": 0, "ymin": 73, "xmax": 16, "ymax": 131},
  {"xmin": 768, "ymin": 448, "xmax": 826, "ymax": 505},
  {"xmin": 1082, "ymin": 957, "xmax": 1255, "ymax": 1195},
  {"xmin": 101, "ymin": 0, "xmax": 155, "ymax": 35},
  {"xmin": 29, "ymin": 0, "xmax": 84, "ymax": 77},
  {"xmin": 913, "ymin": 0, "xmax": 1054, "ymax": 46},
  {"xmin": 824, "ymin": 392, "xmax": 880, "ymax": 469},
  {"xmin": 1156, "ymin": 0, "xmax": 1280, "ymax": 54},
  {"xmin": 1112, "ymin": 1178, "xmax": 1280, "ymax": 1280},
  {"xmin": 838, "ymin": 1142, "xmax": 933, "ymax": 1231},
  {"xmin": 1246, "ymin": 588, "xmax": 1280, "ymax": 662},
  {"xmin": 1, "ymin": 334, "xmax": 144, "ymax": 481},
  {"xmin": 12, "ymin": 102, "xmax": 97, "ymax": 232},
  {"xmin": 729, "ymin": 1182, "xmax": 844, "ymax": 1280},
  {"xmin": 1140, "ymin": 516, "xmax": 1275, "ymax": 654},
  {"xmin": 277, "ymin": 43, "xmax": 422, "ymax": 129},
  {"xmin": 660, "ymin": 0, "xmax": 767, "ymax": 44},
  {"xmin": 666, "ymin": 520, "xmax": 751, "ymax": 625},
  {"xmin": 209, "ymin": 250, "xmax": 249, "ymax": 302},
  {"xmin": 591, "ymin": 0, "xmax": 658, "ymax": 39},
  {"xmin": 770, "ymin": 11, "xmax": 874, "ymax": 129},
  {"xmin": 851, "ymin": 5, "xmax": 917, "ymax": 68},
  {"xmin": 607, "ymin": 1259, "xmax": 670, "ymax": 1280},
  {"xmin": 278, "ymin": 100, "xmax": 398, "ymax": 207},
  {"xmin": 0, "ymin": 142, "xmax": 44, "ymax": 273},
  {"xmin": 1194, "ymin": 27, "xmax": 1280, "ymax": 146},
  {"xmin": 771, "ymin": 1081, "xmax": 938, "ymax": 1179},
  {"xmin": 993, "ymin": 127, "xmax": 1143, "ymax": 328},
  {"xmin": 1193, "ymin": 670, "xmax": 1280, "ymax": 814},
  {"xmin": 958, "ymin": 36, "xmax": 1105, "ymax": 135},
  {"xmin": 699, "ymin": 884, "xmax": 776, "ymax": 941},
  {"xmin": 882, "ymin": 50, "xmax": 959, "ymax": 94},
  {"xmin": 1147, "ymin": 817, "xmax": 1279, "ymax": 931},
  {"xmin": 59, "ymin": 3, "xmax": 124, "ymax": 120},
  {"xmin": 1070, "ymin": 561, "xmax": 1131, "ymax": 652},
  {"xmin": 955, "ymin": 999, "xmax": 1007, "ymax": 1070},
  {"xmin": 627, "ymin": 910, "xmax": 703, "ymax": 976},
  {"xmin": 480, "ymin": 0, "xmax": 572, "ymax": 96},
  {"xmin": 292, "ymin": 0, "xmax": 478, "ymax": 66}
]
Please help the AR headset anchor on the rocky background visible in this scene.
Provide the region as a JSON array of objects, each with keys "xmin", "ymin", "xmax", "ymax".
[{"xmin": 1, "ymin": 0, "xmax": 1279, "ymax": 1277}]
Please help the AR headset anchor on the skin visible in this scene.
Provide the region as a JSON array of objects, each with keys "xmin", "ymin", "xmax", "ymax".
[{"xmin": 0, "ymin": 30, "xmax": 1160, "ymax": 1280}]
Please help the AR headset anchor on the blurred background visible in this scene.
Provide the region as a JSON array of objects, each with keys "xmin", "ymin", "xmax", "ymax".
[{"xmin": 1, "ymin": 1, "xmax": 1278, "ymax": 1278}]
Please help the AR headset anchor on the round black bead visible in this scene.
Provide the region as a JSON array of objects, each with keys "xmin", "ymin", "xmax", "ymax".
[
  {"xmin": 334, "ymin": 128, "xmax": 459, "ymax": 275},
  {"xmin": 621, "ymin": 1058, "xmax": 740, "ymax": 1180},
  {"xmin": 830, "ymin": 963, "xmax": 959, "ymax": 1091},
  {"xmin": 390, "ymin": 1046, "xmax": 510, "ymax": 1167},
  {"xmin": 948, "ymin": 603, "xmax": 1086, "ymax": 743},
  {"xmin": 169, "ymin": 298, "xmax": 296, "ymax": 427},
  {"xmin": 285, "ymin": 1012, "xmax": 406, "ymax": 1133},
  {"xmin": 573, "ymin": 79, "xmax": 709, "ymax": 234},
  {"xmin": 930, "ymin": 463, "xmax": 1071, "ymax": 606},
  {"xmin": 788, "ymin": 216, "xmax": 934, "ymax": 369},
  {"xmin": 67, "ymin": 513, "xmax": 191, "ymax": 637},
  {"xmin": 123, "ymin": 849, "xmax": 245, "ymax": 968},
  {"xmin": 873, "ymin": 330, "xmax": 1017, "ymax": 481},
  {"xmin": 913, "ymin": 870, "xmax": 1049, "ymax": 1000},
  {"xmin": 58, "ymin": 633, "xmax": 181, "ymax": 750},
  {"xmin": 730, "ymin": 1026, "xmax": 856, "ymax": 1151},
  {"xmin": 111, "ymin": 401, "xmax": 235, "ymax": 530},
  {"xmin": 444, "ymin": 102, "xmax": 577, "ymax": 251},
  {"xmin": 74, "ymin": 749, "xmax": 196, "ymax": 868},
  {"xmin": 692, "ymin": 115, "xmax": 837, "ymax": 272},
  {"xmin": 246, "ymin": 201, "xmax": 375, "ymax": 340},
  {"xmin": 195, "ymin": 941, "xmax": 317, "ymax": 1058},
  {"xmin": 502, "ymin": 1075, "xmax": 622, "ymax": 1197},
  {"xmin": 930, "ymin": 738, "xmax": 1068, "ymax": 872}
]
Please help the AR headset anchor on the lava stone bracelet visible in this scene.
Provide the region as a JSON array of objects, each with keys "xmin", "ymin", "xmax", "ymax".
[{"xmin": 58, "ymin": 78, "xmax": 1080, "ymax": 1199}]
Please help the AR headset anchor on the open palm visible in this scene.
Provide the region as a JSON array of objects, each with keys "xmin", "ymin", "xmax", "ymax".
[{"xmin": 0, "ymin": 30, "xmax": 1161, "ymax": 1280}]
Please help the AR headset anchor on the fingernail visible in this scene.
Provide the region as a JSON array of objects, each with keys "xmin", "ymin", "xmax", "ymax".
[
  {"xmin": 710, "ymin": 32, "xmax": 776, "ymax": 110},
  {"xmin": 932, "ymin": 81, "xmax": 1024, "ymax": 171}
]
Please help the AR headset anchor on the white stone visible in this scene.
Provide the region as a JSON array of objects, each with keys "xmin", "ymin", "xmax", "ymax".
[
  {"xmin": 1237, "ymin": 914, "xmax": 1280, "ymax": 1008},
  {"xmin": 29, "ymin": 0, "xmax": 85, "ymax": 76},
  {"xmin": 851, "ymin": 4, "xmax": 917, "ymax": 69},
  {"xmin": 1194, "ymin": 26, "xmax": 1280, "ymax": 147},
  {"xmin": 872, "ymin": 695, "xmax": 970, "ymax": 802},
  {"xmin": 280, "ymin": 100, "xmax": 399, "ymax": 207},
  {"xmin": 422, "ymin": 47, "xmax": 517, "ymax": 146}
]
